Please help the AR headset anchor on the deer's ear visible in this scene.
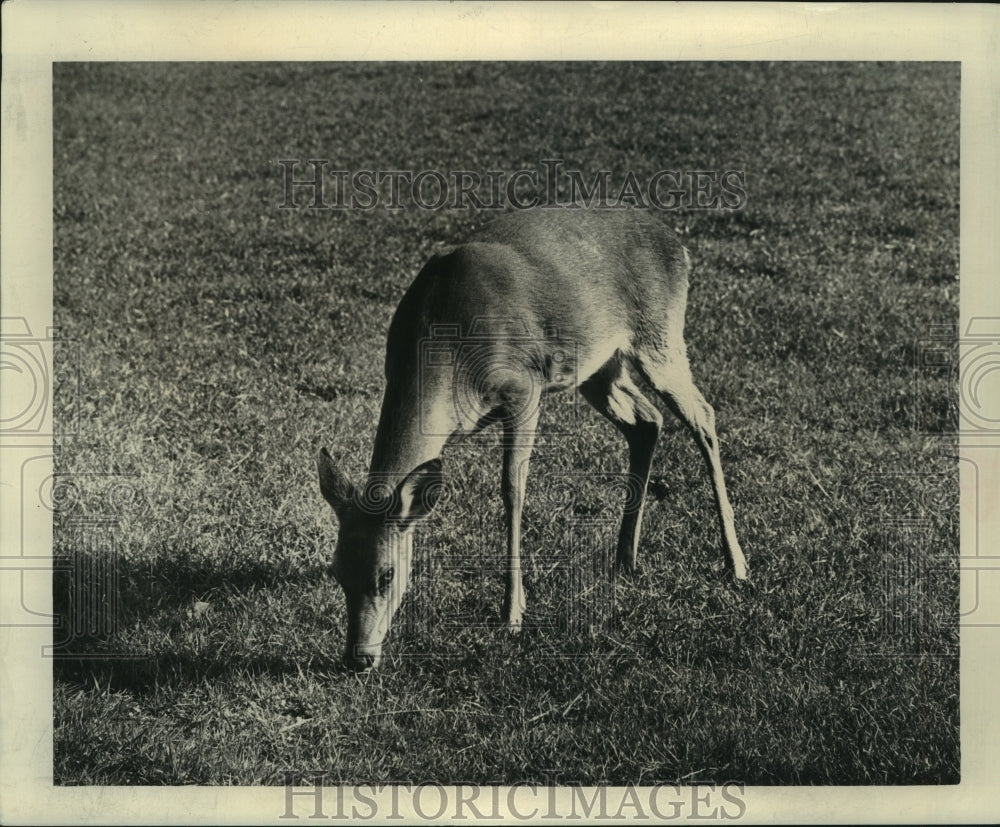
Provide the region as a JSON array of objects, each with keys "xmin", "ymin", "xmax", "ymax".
[
  {"xmin": 318, "ymin": 448, "xmax": 355, "ymax": 518},
  {"xmin": 392, "ymin": 458, "xmax": 444, "ymax": 526}
]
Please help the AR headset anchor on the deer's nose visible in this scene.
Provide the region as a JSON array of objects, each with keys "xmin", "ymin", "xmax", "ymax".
[{"xmin": 344, "ymin": 646, "xmax": 380, "ymax": 672}]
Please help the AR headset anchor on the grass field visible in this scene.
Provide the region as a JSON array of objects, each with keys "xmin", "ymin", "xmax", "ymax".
[{"xmin": 52, "ymin": 62, "xmax": 959, "ymax": 785}]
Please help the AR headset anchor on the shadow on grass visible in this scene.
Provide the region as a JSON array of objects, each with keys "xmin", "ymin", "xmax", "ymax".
[
  {"xmin": 51, "ymin": 649, "xmax": 346, "ymax": 695},
  {"xmin": 54, "ymin": 547, "xmax": 335, "ymax": 610},
  {"xmin": 51, "ymin": 552, "xmax": 349, "ymax": 693}
]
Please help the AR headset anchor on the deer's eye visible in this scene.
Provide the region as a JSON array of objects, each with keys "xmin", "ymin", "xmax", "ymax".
[{"xmin": 376, "ymin": 567, "xmax": 395, "ymax": 596}]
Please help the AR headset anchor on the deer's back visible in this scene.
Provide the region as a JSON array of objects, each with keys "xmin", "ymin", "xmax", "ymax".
[{"xmin": 390, "ymin": 209, "xmax": 688, "ymax": 358}]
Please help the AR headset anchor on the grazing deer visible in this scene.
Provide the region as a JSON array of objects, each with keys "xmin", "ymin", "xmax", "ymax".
[{"xmin": 318, "ymin": 208, "xmax": 747, "ymax": 670}]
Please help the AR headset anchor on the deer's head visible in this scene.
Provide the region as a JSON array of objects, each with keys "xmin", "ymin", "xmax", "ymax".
[{"xmin": 317, "ymin": 448, "xmax": 443, "ymax": 670}]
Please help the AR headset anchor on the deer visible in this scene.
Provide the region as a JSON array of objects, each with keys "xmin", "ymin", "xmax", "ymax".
[{"xmin": 318, "ymin": 207, "xmax": 747, "ymax": 671}]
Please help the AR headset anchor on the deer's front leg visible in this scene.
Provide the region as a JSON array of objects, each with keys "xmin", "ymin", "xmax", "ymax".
[{"xmin": 500, "ymin": 408, "xmax": 539, "ymax": 630}]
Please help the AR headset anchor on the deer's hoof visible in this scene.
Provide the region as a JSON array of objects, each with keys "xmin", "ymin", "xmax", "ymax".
[
  {"xmin": 613, "ymin": 560, "xmax": 642, "ymax": 577},
  {"xmin": 503, "ymin": 608, "xmax": 524, "ymax": 633}
]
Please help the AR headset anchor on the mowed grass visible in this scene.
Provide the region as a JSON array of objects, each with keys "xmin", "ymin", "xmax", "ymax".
[{"xmin": 52, "ymin": 62, "xmax": 959, "ymax": 785}]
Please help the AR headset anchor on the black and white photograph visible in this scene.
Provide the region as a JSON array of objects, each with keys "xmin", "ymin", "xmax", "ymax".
[{"xmin": 2, "ymin": 2, "xmax": 998, "ymax": 824}]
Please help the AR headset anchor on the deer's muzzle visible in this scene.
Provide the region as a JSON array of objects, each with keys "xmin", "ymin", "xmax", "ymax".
[{"xmin": 344, "ymin": 641, "xmax": 382, "ymax": 671}]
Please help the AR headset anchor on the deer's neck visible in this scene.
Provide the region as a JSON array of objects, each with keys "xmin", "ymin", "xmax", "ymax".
[{"xmin": 368, "ymin": 373, "xmax": 452, "ymax": 484}]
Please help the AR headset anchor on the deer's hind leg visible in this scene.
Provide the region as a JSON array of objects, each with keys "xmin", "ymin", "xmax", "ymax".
[
  {"xmin": 578, "ymin": 354, "xmax": 663, "ymax": 574},
  {"xmin": 636, "ymin": 349, "xmax": 748, "ymax": 580}
]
